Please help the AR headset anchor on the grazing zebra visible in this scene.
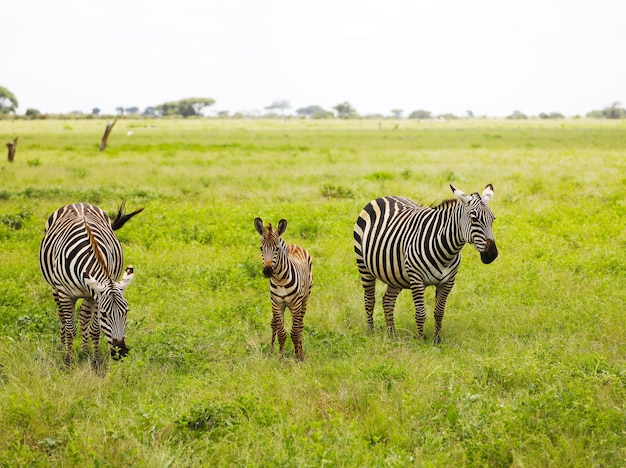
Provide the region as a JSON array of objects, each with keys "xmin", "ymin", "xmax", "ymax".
[
  {"xmin": 39, "ymin": 202, "xmax": 143, "ymax": 365},
  {"xmin": 353, "ymin": 184, "xmax": 498, "ymax": 342},
  {"xmin": 254, "ymin": 217, "xmax": 313, "ymax": 361}
]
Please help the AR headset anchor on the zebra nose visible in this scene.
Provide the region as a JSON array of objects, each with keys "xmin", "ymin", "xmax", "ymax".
[
  {"xmin": 263, "ymin": 265, "xmax": 273, "ymax": 278},
  {"xmin": 110, "ymin": 339, "xmax": 129, "ymax": 360},
  {"xmin": 480, "ymin": 239, "xmax": 498, "ymax": 264}
]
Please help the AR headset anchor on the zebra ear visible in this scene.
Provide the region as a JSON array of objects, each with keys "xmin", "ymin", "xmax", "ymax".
[
  {"xmin": 254, "ymin": 217, "xmax": 265, "ymax": 235},
  {"xmin": 84, "ymin": 274, "xmax": 104, "ymax": 294},
  {"xmin": 277, "ymin": 219, "xmax": 287, "ymax": 236},
  {"xmin": 119, "ymin": 265, "xmax": 134, "ymax": 290},
  {"xmin": 482, "ymin": 184, "xmax": 494, "ymax": 204},
  {"xmin": 450, "ymin": 184, "xmax": 472, "ymax": 205}
]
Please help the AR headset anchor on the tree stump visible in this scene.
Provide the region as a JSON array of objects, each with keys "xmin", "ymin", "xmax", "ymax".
[
  {"xmin": 6, "ymin": 136, "xmax": 17, "ymax": 162},
  {"xmin": 99, "ymin": 118, "xmax": 117, "ymax": 151}
]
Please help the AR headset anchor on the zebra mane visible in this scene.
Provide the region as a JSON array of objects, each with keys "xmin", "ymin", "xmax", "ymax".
[
  {"xmin": 432, "ymin": 198, "xmax": 460, "ymax": 210},
  {"xmin": 84, "ymin": 219, "xmax": 112, "ymax": 281}
]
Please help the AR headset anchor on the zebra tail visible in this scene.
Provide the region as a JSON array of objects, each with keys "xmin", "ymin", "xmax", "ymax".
[{"xmin": 110, "ymin": 201, "xmax": 144, "ymax": 231}]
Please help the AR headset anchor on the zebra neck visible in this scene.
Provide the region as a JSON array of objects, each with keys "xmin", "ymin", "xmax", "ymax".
[
  {"xmin": 272, "ymin": 247, "xmax": 292, "ymax": 282},
  {"xmin": 437, "ymin": 206, "xmax": 468, "ymax": 255}
]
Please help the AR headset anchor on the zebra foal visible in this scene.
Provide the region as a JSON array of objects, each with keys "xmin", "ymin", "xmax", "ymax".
[
  {"xmin": 353, "ymin": 184, "xmax": 498, "ymax": 342},
  {"xmin": 254, "ymin": 217, "xmax": 313, "ymax": 361},
  {"xmin": 39, "ymin": 202, "xmax": 143, "ymax": 366}
]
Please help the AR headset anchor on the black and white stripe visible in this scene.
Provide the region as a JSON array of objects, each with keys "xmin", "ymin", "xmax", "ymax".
[
  {"xmin": 255, "ymin": 217, "xmax": 313, "ymax": 361},
  {"xmin": 39, "ymin": 202, "xmax": 142, "ymax": 365},
  {"xmin": 353, "ymin": 184, "xmax": 497, "ymax": 342}
]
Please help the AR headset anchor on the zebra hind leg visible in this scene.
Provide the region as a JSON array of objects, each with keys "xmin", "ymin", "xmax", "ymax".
[
  {"xmin": 382, "ymin": 285, "xmax": 402, "ymax": 336},
  {"xmin": 78, "ymin": 300, "xmax": 93, "ymax": 352},
  {"xmin": 360, "ymin": 273, "xmax": 377, "ymax": 331}
]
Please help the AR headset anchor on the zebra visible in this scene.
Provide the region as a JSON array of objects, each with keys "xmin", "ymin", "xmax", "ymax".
[
  {"xmin": 254, "ymin": 217, "xmax": 313, "ymax": 361},
  {"xmin": 353, "ymin": 184, "xmax": 498, "ymax": 342},
  {"xmin": 39, "ymin": 202, "xmax": 143, "ymax": 365}
]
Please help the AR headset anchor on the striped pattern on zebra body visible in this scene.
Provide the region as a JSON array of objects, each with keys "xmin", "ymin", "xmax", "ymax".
[
  {"xmin": 353, "ymin": 184, "xmax": 498, "ymax": 342},
  {"xmin": 39, "ymin": 202, "xmax": 143, "ymax": 366},
  {"xmin": 254, "ymin": 217, "xmax": 313, "ymax": 361}
]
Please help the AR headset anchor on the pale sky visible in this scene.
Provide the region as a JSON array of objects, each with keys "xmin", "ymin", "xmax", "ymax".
[{"xmin": 3, "ymin": 0, "xmax": 625, "ymax": 117}]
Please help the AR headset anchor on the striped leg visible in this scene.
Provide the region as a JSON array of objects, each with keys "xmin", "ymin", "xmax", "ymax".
[
  {"xmin": 55, "ymin": 292, "xmax": 77, "ymax": 366},
  {"xmin": 382, "ymin": 285, "xmax": 402, "ymax": 335},
  {"xmin": 271, "ymin": 302, "xmax": 287, "ymax": 358},
  {"xmin": 78, "ymin": 299, "xmax": 96, "ymax": 352},
  {"xmin": 88, "ymin": 310, "xmax": 102, "ymax": 366},
  {"xmin": 409, "ymin": 279, "xmax": 427, "ymax": 340},
  {"xmin": 360, "ymin": 272, "xmax": 377, "ymax": 331},
  {"xmin": 290, "ymin": 299, "xmax": 308, "ymax": 361},
  {"xmin": 433, "ymin": 281, "xmax": 455, "ymax": 344}
]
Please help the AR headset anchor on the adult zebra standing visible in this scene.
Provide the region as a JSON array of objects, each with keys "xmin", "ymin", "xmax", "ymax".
[
  {"xmin": 39, "ymin": 202, "xmax": 143, "ymax": 365},
  {"xmin": 353, "ymin": 184, "xmax": 498, "ymax": 342},
  {"xmin": 254, "ymin": 217, "xmax": 313, "ymax": 361}
]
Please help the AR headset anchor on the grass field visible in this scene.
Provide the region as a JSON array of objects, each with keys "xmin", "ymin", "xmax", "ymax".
[{"xmin": 0, "ymin": 118, "xmax": 625, "ymax": 466}]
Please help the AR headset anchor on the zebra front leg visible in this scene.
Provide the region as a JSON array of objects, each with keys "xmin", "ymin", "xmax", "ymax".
[
  {"xmin": 78, "ymin": 300, "xmax": 96, "ymax": 352},
  {"xmin": 409, "ymin": 279, "xmax": 427, "ymax": 340},
  {"xmin": 382, "ymin": 285, "xmax": 402, "ymax": 335},
  {"xmin": 433, "ymin": 281, "xmax": 455, "ymax": 344},
  {"xmin": 88, "ymin": 317, "xmax": 102, "ymax": 366},
  {"xmin": 271, "ymin": 303, "xmax": 287, "ymax": 359},
  {"xmin": 290, "ymin": 300, "xmax": 307, "ymax": 361},
  {"xmin": 56, "ymin": 295, "xmax": 77, "ymax": 366}
]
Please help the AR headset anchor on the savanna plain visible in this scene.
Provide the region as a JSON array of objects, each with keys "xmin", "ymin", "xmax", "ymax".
[{"xmin": 0, "ymin": 118, "xmax": 625, "ymax": 467}]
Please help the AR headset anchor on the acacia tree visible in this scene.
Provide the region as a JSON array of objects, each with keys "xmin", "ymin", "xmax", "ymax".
[
  {"xmin": 265, "ymin": 99, "xmax": 291, "ymax": 115},
  {"xmin": 0, "ymin": 86, "xmax": 18, "ymax": 114},
  {"xmin": 156, "ymin": 98, "xmax": 216, "ymax": 117},
  {"xmin": 333, "ymin": 101, "xmax": 358, "ymax": 118}
]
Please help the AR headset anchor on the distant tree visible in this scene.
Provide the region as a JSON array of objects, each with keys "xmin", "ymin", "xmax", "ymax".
[
  {"xmin": 218, "ymin": 110, "xmax": 230, "ymax": 118},
  {"xmin": 408, "ymin": 110, "xmax": 432, "ymax": 120},
  {"xmin": 311, "ymin": 109, "xmax": 334, "ymax": 119},
  {"xmin": 142, "ymin": 106, "xmax": 157, "ymax": 117},
  {"xmin": 0, "ymin": 86, "xmax": 18, "ymax": 114},
  {"xmin": 466, "ymin": 110, "xmax": 474, "ymax": 119},
  {"xmin": 390, "ymin": 109, "xmax": 404, "ymax": 119},
  {"xmin": 587, "ymin": 101, "xmax": 626, "ymax": 119},
  {"xmin": 296, "ymin": 105, "xmax": 326, "ymax": 117},
  {"xmin": 507, "ymin": 110, "xmax": 528, "ymax": 119},
  {"xmin": 92, "ymin": 108, "xmax": 101, "ymax": 116},
  {"xmin": 438, "ymin": 113, "xmax": 459, "ymax": 120},
  {"xmin": 25, "ymin": 108, "xmax": 40, "ymax": 119},
  {"xmin": 125, "ymin": 107, "xmax": 139, "ymax": 115},
  {"xmin": 539, "ymin": 112, "xmax": 565, "ymax": 119},
  {"xmin": 116, "ymin": 107, "xmax": 125, "ymax": 115},
  {"xmin": 333, "ymin": 101, "xmax": 358, "ymax": 118},
  {"xmin": 265, "ymin": 99, "xmax": 291, "ymax": 114},
  {"xmin": 156, "ymin": 97, "xmax": 216, "ymax": 117}
]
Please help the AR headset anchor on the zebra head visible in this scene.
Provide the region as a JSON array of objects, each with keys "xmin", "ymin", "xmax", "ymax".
[
  {"xmin": 451, "ymin": 184, "xmax": 498, "ymax": 264},
  {"xmin": 254, "ymin": 217, "xmax": 287, "ymax": 278},
  {"xmin": 84, "ymin": 266, "xmax": 134, "ymax": 359}
]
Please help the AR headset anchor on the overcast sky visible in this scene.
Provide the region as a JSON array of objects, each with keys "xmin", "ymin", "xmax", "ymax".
[{"xmin": 3, "ymin": 0, "xmax": 625, "ymax": 117}]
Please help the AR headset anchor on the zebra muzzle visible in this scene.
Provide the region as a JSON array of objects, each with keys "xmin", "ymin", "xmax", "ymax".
[
  {"xmin": 110, "ymin": 339, "xmax": 129, "ymax": 360},
  {"xmin": 263, "ymin": 265, "xmax": 273, "ymax": 278},
  {"xmin": 480, "ymin": 239, "xmax": 498, "ymax": 264}
]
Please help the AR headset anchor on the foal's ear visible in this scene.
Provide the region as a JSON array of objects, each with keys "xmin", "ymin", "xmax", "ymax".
[
  {"xmin": 450, "ymin": 184, "xmax": 472, "ymax": 205},
  {"xmin": 277, "ymin": 219, "xmax": 287, "ymax": 236},
  {"xmin": 254, "ymin": 217, "xmax": 265, "ymax": 235},
  {"xmin": 482, "ymin": 184, "xmax": 494, "ymax": 204}
]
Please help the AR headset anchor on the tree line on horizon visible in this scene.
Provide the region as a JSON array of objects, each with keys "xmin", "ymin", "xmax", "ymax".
[{"xmin": 1, "ymin": 86, "xmax": 625, "ymax": 120}]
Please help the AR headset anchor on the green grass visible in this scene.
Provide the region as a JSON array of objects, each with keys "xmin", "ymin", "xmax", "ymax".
[{"xmin": 0, "ymin": 118, "xmax": 625, "ymax": 466}]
